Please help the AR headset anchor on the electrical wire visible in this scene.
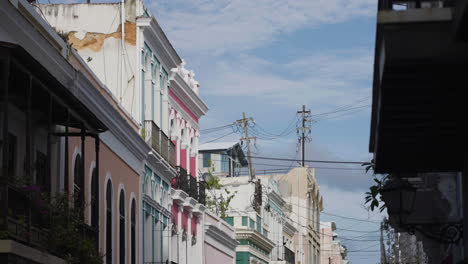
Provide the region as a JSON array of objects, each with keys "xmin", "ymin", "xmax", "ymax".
[{"xmin": 248, "ymin": 155, "xmax": 366, "ymax": 164}]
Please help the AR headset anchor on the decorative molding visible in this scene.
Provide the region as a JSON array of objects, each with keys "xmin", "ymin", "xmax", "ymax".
[
  {"xmin": 168, "ymin": 100, "xmax": 199, "ymax": 130},
  {"xmin": 192, "ymin": 203, "xmax": 206, "ymax": 216},
  {"xmin": 183, "ymin": 197, "xmax": 198, "ymax": 211},
  {"xmin": 171, "ymin": 189, "xmax": 189, "ymax": 205},
  {"xmin": 205, "ymin": 224, "xmax": 239, "ymax": 251},
  {"xmin": 143, "ymin": 194, "xmax": 172, "ymax": 218},
  {"xmin": 235, "ymin": 228, "xmax": 275, "ymax": 253},
  {"xmin": 169, "ymin": 71, "xmax": 208, "ymax": 119}
]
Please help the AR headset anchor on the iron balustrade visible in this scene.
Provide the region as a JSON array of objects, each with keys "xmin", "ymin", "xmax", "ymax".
[
  {"xmin": 175, "ymin": 166, "xmax": 190, "ymax": 194},
  {"xmin": 161, "ymin": 132, "xmax": 170, "ymax": 162},
  {"xmin": 173, "ymin": 167, "xmax": 206, "ymax": 205},
  {"xmin": 144, "ymin": 120, "xmax": 161, "ymax": 154},
  {"xmin": 1, "ymin": 183, "xmax": 99, "ymax": 254},
  {"xmin": 144, "ymin": 120, "xmax": 176, "ymax": 167},
  {"xmin": 379, "ymin": 0, "xmax": 452, "ymax": 10},
  {"xmin": 169, "ymin": 141, "xmax": 176, "ymax": 167},
  {"xmin": 188, "ymin": 176, "xmax": 198, "ymax": 199},
  {"xmin": 198, "ymin": 181, "xmax": 206, "ymax": 206}
]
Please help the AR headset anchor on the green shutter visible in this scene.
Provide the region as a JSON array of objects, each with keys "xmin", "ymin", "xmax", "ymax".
[
  {"xmin": 256, "ymin": 216, "xmax": 262, "ymax": 233},
  {"xmin": 249, "ymin": 219, "xmax": 255, "ymax": 229},
  {"xmin": 242, "ymin": 216, "xmax": 248, "ymax": 226}
]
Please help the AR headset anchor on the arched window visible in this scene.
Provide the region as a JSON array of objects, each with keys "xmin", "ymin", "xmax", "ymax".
[
  {"xmin": 74, "ymin": 154, "xmax": 84, "ymax": 219},
  {"xmin": 131, "ymin": 199, "xmax": 136, "ymax": 264},
  {"xmin": 106, "ymin": 181, "xmax": 113, "ymax": 264},
  {"xmin": 91, "ymin": 168, "xmax": 99, "ymax": 229},
  {"xmin": 119, "ymin": 190, "xmax": 125, "ymax": 264}
]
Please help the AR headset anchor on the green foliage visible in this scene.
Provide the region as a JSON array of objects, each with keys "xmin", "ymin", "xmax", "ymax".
[
  {"xmin": 140, "ymin": 127, "xmax": 146, "ymax": 139},
  {"xmin": 47, "ymin": 192, "xmax": 103, "ymax": 264},
  {"xmin": 363, "ymin": 159, "xmax": 388, "ymax": 212},
  {"xmin": 204, "ymin": 161, "xmax": 237, "ymax": 218}
]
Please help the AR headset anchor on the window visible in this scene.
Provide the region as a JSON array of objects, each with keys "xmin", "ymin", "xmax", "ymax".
[
  {"xmin": 106, "ymin": 181, "xmax": 113, "ymax": 264},
  {"xmin": 91, "ymin": 168, "xmax": 99, "ymax": 229},
  {"xmin": 7, "ymin": 133, "xmax": 16, "ymax": 176},
  {"xmin": 241, "ymin": 216, "xmax": 248, "ymax": 226},
  {"xmin": 74, "ymin": 154, "xmax": 84, "ymax": 219},
  {"xmin": 256, "ymin": 215, "xmax": 262, "ymax": 233},
  {"xmin": 223, "ymin": 217, "xmax": 234, "ymax": 226},
  {"xmin": 221, "ymin": 154, "xmax": 228, "ymax": 172},
  {"xmin": 119, "ymin": 190, "xmax": 125, "ymax": 264},
  {"xmin": 202, "ymin": 153, "xmax": 211, "ymax": 168},
  {"xmin": 131, "ymin": 199, "xmax": 136, "ymax": 264},
  {"xmin": 249, "ymin": 219, "xmax": 255, "ymax": 229}
]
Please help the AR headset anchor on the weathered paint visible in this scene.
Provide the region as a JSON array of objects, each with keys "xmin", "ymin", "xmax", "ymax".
[{"xmin": 67, "ymin": 22, "xmax": 136, "ymax": 52}]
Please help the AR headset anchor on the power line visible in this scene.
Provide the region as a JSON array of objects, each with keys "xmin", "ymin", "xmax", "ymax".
[
  {"xmin": 249, "ymin": 155, "xmax": 366, "ymax": 164},
  {"xmin": 201, "ymin": 131, "xmax": 235, "ymax": 144},
  {"xmin": 321, "ymin": 211, "xmax": 381, "ymax": 223}
]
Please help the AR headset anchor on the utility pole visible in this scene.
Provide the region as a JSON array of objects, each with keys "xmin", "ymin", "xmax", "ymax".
[
  {"xmin": 236, "ymin": 112, "xmax": 256, "ymax": 181},
  {"xmin": 380, "ymin": 222, "xmax": 387, "ymax": 264},
  {"xmin": 297, "ymin": 105, "xmax": 311, "ymax": 167}
]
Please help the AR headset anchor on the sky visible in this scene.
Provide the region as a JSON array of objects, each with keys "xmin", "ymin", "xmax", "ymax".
[
  {"xmin": 145, "ymin": 1, "xmax": 384, "ymax": 262},
  {"xmin": 46, "ymin": 0, "xmax": 385, "ymax": 262}
]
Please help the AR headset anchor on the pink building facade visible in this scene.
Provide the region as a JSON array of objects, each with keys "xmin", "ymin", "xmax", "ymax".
[{"xmin": 204, "ymin": 211, "xmax": 238, "ymax": 264}]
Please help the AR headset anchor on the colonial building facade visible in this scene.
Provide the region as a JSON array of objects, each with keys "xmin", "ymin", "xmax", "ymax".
[{"xmin": 38, "ymin": 1, "xmax": 209, "ymax": 264}]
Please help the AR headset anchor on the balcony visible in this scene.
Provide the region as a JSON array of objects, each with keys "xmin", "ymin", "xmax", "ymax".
[
  {"xmin": 172, "ymin": 167, "xmax": 206, "ymax": 205},
  {"xmin": 370, "ymin": 0, "xmax": 466, "ymax": 174},
  {"xmin": 1, "ymin": 183, "xmax": 97, "ymax": 260},
  {"xmin": 144, "ymin": 120, "xmax": 176, "ymax": 167}
]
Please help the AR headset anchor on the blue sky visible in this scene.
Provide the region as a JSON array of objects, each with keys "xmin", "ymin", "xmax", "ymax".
[
  {"xmin": 146, "ymin": 1, "xmax": 384, "ymax": 262},
  {"xmin": 47, "ymin": 0, "xmax": 385, "ymax": 262}
]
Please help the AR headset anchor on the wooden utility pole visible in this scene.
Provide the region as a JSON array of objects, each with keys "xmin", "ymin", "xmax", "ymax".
[
  {"xmin": 297, "ymin": 105, "xmax": 311, "ymax": 167},
  {"xmin": 236, "ymin": 112, "xmax": 256, "ymax": 181}
]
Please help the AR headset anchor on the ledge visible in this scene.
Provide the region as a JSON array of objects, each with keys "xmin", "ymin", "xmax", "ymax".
[
  {"xmin": 205, "ymin": 224, "xmax": 239, "ymax": 251},
  {"xmin": 183, "ymin": 197, "xmax": 198, "ymax": 211},
  {"xmin": 0, "ymin": 240, "xmax": 66, "ymax": 264},
  {"xmin": 171, "ymin": 189, "xmax": 189, "ymax": 204},
  {"xmin": 378, "ymin": 8, "xmax": 452, "ymax": 24},
  {"xmin": 235, "ymin": 228, "xmax": 275, "ymax": 253},
  {"xmin": 192, "ymin": 203, "xmax": 206, "ymax": 216}
]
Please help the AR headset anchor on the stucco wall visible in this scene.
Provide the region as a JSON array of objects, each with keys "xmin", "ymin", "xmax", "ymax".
[
  {"xmin": 205, "ymin": 243, "xmax": 234, "ymax": 264},
  {"xmin": 69, "ymin": 135, "xmax": 140, "ymax": 264}
]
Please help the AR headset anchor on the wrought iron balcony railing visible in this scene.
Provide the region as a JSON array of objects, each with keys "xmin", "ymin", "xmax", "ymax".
[
  {"xmin": 188, "ymin": 176, "xmax": 198, "ymax": 199},
  {"xmin": 0, "ymin": 183, "xmax": 98, "ymax": 257},
  {"xmin": 144, "ymin": 120, "xmax": 175, "ymax": 167},
  {"xmin": 173, "ymin": 167, "xmax": 206, "ymax": 205},
  {"xmin": 198, "ymin": 181, "xmax": 206, "ymax": 206}
]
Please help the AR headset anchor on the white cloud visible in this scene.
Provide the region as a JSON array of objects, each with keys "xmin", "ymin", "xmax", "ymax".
[
  {"xmin": 198, "ymin": 50, "xmax": 372, "ymax": 109},
  {"xmin": 148, "ymin": 0, "xmax": 376, "ymax": 54}
]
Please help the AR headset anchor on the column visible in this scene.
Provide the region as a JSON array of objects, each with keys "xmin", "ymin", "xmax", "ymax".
[{"xmin": 187, "ymin": 211, "xmax": 192, "ymax": 264}]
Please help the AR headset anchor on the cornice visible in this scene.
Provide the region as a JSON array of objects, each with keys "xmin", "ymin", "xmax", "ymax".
[
  {"xmin": 169, "ymin": 72, "xmax": 209, "ymax": 119},
  {"xmin": 235, "ymin": 228, "xmax": 275, "ymax": 253},
  {"xmin": 169, "ymin": 98, "xmax": 199, "ymax": 129},
  {"xmin": 268, "ymin": 191, "xmax": 286, "ymax": 209},
  {"xmin": 143, "ymin": 194, "xmax": 172, "ymax": 218},
  {"xmin": 205, "ymin": 224, "xmax": 239, "ymax": 251},
  {"xmin": 283, "ymin": 220, "xmax": 297, "ymax": 236},
  {"xmin": 138, "ymin": 16, "xmax": 182, "ymax": 70},
  {"xmin": 147, "ymin": 151, "xmax": 177, "ymax": 182}
]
